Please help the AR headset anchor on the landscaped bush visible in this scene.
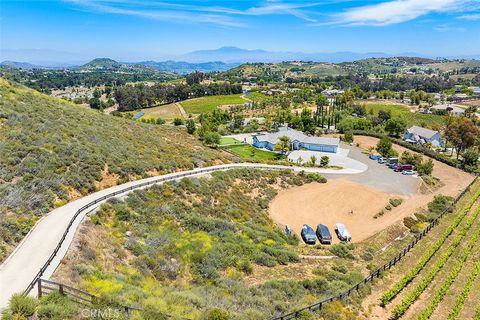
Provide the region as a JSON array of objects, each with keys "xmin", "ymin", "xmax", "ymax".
[{"xmin": 329, "ymin": 244, "xmax": 355, "ymax": 259}]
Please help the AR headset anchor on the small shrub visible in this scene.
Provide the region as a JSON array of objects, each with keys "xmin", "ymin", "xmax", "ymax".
[
  {"xmin": 329, "ymin": 244, "xmax": 354, "ymax": 259},
  {"xmin": 389, "ymin": 198, "xmax": 403, "ymax": 207},
  {"xmin": 385, "ymin": 204, "xmax": 392, "ymax": 211},
  {"xmin": 2, "ymin": 294, "xmax": 37, "ymax": 319},
  {"xmin": 200, "ymin": 308, "xmax": 230, "ymax": 320}
]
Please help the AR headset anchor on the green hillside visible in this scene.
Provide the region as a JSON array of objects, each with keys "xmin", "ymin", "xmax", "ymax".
[{"xmin": 0, "ymin": 78, "xmax": 233, "ymax": 261}]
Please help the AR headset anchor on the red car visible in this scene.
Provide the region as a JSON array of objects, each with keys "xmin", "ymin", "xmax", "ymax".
[{"xmin": 394, "ymin": 164, "xmax": 413, "ymax": 172}]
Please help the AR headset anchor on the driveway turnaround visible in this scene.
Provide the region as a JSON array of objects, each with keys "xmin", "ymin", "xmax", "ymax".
[{"xmin": 0, "ymin": 163, "xmax": 362, "ymax": 310}]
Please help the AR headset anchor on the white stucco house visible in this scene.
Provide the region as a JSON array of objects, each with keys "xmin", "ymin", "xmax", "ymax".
[{"xmin": 403, "ymin": 126, "xmax": 442, "ymax": 147}]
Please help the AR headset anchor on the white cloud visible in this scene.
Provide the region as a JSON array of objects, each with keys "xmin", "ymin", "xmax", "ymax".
[
  {"xmin": 336, "ymin": 0, "xmax": 474, "ymax": 26},
  {"xmin": 459, "ymin": 13, "xmax": 480, "ymax": 19},
  {"xmin": 64, "ymin": 1, "xmax": 327, "ymax": 26}
]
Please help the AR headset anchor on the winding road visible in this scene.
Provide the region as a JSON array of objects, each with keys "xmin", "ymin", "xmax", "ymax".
[{"xmin": 0, "ymin": 163, "xmax": 363, "ymax": 310}]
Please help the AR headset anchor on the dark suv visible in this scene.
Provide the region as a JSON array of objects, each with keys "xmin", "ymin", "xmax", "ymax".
[
  {"xmin": 316, "ymin": 224, "xmax": 332, "ymax": 244},
  {"xmin": 301, "ymin": 224, "xmax": 317, "ymax": 244}
]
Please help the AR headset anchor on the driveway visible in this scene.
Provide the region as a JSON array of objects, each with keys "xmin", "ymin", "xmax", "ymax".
[
  {"xmin": 287, "ymin": 148, "xmax": 368, "ymax": 172},
  {"xmin": 323, "ymin": 144, "xmax": 419, "ymax": 196}
]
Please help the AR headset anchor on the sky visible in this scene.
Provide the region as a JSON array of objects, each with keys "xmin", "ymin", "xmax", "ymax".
[{"xmin": 1, "ymin": 0, "xmax": 480, "ymax": 63}]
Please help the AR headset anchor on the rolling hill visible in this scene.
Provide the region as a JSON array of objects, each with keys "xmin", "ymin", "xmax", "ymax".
[{"xmin": 0, "ymin": 78, "xmax": 233, "ymax": 261}]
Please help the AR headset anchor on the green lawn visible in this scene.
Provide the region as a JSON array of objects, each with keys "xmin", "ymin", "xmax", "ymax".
[
  {"xmin": 363, "ymin": 102, "xmax": 445, "ymax": 128},
  {"xmin": 219, "ymin": 137, "xmax": 243, "ymax": 145},
  {"xmin": 224, "ymin": 144, "xmax": 286, "ymax": 161},
  {"xmin": 181, "ymin": 94, "xmax": 247, "ymax": 114}
]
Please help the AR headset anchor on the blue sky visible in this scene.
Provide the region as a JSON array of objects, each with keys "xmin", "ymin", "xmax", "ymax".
[{"xmin": 1, "ymin": 0, "xmax": 480, "ymax": 63}]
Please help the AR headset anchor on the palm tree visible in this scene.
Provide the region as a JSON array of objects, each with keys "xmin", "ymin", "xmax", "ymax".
[{"xmin": 274, "ymin": 135, "xmax": 292, "ymax": 154}]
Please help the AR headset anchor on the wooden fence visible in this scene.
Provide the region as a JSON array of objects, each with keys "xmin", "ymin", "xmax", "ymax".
[
  {"xmin": 271, "ymin": 176, "xmax": 478, "ymax": 320},
  {"xmin": 37, "ymin": 279, "xmax": 140, "ymax": 314}
]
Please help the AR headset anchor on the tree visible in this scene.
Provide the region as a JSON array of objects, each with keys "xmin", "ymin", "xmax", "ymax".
[
  {"xmin": 185, "ymin": 71, "xmax": 205, "ymax": 85},
  {"xmin": 384, "ymin": 118, "xmax": 407, "ymax": 137},
  {"xmin": 417, "ymin": 158, "xmax": 434, "ymax": 176},
  {"xmin": 343, "ymin": 131, "xmax": 354, "ymax": 143},
  {"xmin": 274, "ymin": 135, "xmax": 291, "ymax": 154},
  {"xmin": 203, "ymin": 131, "xmax": 221, "ymax": 145},
  {"xmin": 186, "ymin": 119, "xmax": 196, "ymax": 134},
  {"xmin": 378, "ymin": 110, "xmax": 391, "ymax": 122},
  {"xmin": 310, "ymin": 155, "xmax": 317, "ymax": 166},
  {"xmin": 320, "ymin": 156, "xmax": 330, "ymax": 168},
  {"xmin": 444, "ymin": 116, "xmax": 480, "ymax": 159},
  {"xmin": 462, "ymin": 148, "xmax": 479, "ymax": 170},
  {"xmin": 377, "ymin": 136, "xmax": 394, "ymax": 157}
]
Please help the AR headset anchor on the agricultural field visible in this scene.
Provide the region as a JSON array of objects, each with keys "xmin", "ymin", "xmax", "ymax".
[
  {"xmin": 138, "ymin": 102, "xmax": 183, "ymax": 120},
  {"xmin": 180, "ymin": 94, "xmax": 247, "ymax": 114},
  {"xmin": 361, "ymin": 101, "xmax": 446, "ymax": 128},
  {"xmin": 362, "ymin": 178, "xmax": 480, "ymax": 320},
  {"xmin": 0, "ymin": 78, "xmax": 233, "ymax": 262}
]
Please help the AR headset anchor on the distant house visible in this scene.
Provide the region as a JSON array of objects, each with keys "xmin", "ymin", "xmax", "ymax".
[
  {"xmin": 132, "ymin": 111, "xmax": 145, "ymax": 120},
  {"xmin": 450, "ymin": 93, "xmax": 469, "ymax": 101},
  {"xmin": 403, "ymin": 126, "xmax": 442, "ymax": 147},
  {"xmin": 471, "ymin": 86, "xmax": 480, "ymax": 96},
  {"xmin": 430, "ymin": 104, "xmax": 465, "ymax": 116},
  {"xmin": 321, "ymin": 89, "xmax": 344, "ymax": 96},
  {"xmin": 253, "ymin": 127, "xmax": 340, "ymax": 153}
]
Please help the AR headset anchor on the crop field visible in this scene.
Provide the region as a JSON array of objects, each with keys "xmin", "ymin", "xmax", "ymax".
[
  {"xmin": 362, "ymin": 102, "xmax": 446, "ymax": 128},
  {"xmin": 363, "ymin": 179, "xmax": 480, "ymax": 319},
  {"xmin": 139, "ymin": 102, "xmax": 183, "ymax": 120},
  {"xmin": 180, "ymin": 94, "xmax": 247, "ymax": 114}
]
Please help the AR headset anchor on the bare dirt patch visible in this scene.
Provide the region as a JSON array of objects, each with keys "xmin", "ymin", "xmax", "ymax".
[{"xmin": 269, "ymin": 180, "xmax": 403, "ymax": 243}]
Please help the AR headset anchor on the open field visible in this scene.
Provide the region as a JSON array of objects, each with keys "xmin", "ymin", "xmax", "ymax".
[
  {"xmin": 361, "ymin": 102, "xmax": 446, "ymax": 128},
  {"xmin": 223, "ymin": 144, "xmax": 286, "ymax": 161},
  {"xmin": 181, "ymin": 94, "xmax": 247, "ymax": 114},
  {"xmin": 361, "ymin": 179, "xmax": 480, "ymax": 320},
  {"xmin": 139, "ymin": 102, "xmax": 183, "ymax": 120}
]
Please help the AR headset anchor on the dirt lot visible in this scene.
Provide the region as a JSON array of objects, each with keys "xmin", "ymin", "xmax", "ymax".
[{"xmin": 269, "ymin": 136, "xmax": 474, "ymax": 243}]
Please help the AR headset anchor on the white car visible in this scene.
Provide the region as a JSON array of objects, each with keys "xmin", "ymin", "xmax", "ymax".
[
  {"xmin": 402, "ymin": 169, "xmax": 416, "ymax": 175},
  {"xmin": 335, "ymin": 223, "xmax": 352, "ymax": 242}
]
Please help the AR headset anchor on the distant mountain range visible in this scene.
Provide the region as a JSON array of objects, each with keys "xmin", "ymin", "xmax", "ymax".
[
  {"xmin": 179, "ymin": 46, "xmax": 405, "ymax": 63},
  {"xmin": 1, "ymin": 57, "xmax": 239, "ymax": 74},
  {"xmin": 2, "ymin": 47, "xmax": 479, "ymax": 74}
]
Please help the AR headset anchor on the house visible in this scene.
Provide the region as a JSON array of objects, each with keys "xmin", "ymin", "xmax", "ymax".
[
  {"xmin": 430, "ymin": 104, "xmax": 465, "ymax": 116},
  {"xmin": 450, "ymin": 93, "xmax": 469, "ymax": 101},
  {"xmin": 321, "ymin": 89, "xmax": 344, "ymax": 96},
  {"xmin": 471, "ymin": 86, "xmax": 480, "ymax": 96},
  {"xmin": 403, "ymin": 126, "xmax": 442, "ymax": 147},
  {"xmin": 253, "ymin": 127, "xmax": 340, "ymax": 153}
]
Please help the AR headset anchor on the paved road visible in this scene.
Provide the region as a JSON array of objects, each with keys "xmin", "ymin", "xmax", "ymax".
[{"xmin": 0, "ymin": 163, "xmax": 363, "ymax": 310}]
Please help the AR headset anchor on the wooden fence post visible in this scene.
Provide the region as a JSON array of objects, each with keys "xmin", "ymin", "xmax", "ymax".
[
  {"xmin": 37, "ymin": 279, "xmax": 42, "ymax": 298},
  {"xmin": 59, "ymin": 284, "xmax": 64, "ymax": 295}
]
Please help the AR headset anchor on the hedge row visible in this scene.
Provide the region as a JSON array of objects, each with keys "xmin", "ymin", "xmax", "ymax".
[
  {"xmin": 415, "ymin": 225, "xmax": 480, "ymax": 320},
  {"xmin": 390, "ymin": 206, "xmax": 480, "ymax": 319},
  {"xmin": 351, "ymin": 131, "xmax": 463, "ymax": 169},
  {"xmin": 380, "ymin": 188, "xmax": 480, "ymax": 305},
  {"xmin": 446, "ymin": 259, "xmax": 480, "ymax": 320}
]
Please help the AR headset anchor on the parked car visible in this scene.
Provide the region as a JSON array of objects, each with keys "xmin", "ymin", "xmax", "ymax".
[
  {"xmin": 377, "ymin": 157, "xmax": 386, "ymax": 164},
  {"xmin": 394, "ymin": 164, "xmax": 413, "ymax": 172},
  {"xmin": 386, "ymin": 157, "xmax": 399, "ymax": 166},
  {"xmin": 369, "ymin": 154, "xmax": 381, "ymax": 160},
  {"xmin": 316, "ymin": 224, "xmax": 332, "ymax": 244},
  {"xmin": 301, "ymin": 224, "xmax": 317, "ymax": 244},
  {"xmin": 402, "ymin": 169, "xmax": 417, "ymax": 175},
  {"xmin": 335, "ymin": 223, "xmax": 352, "ymax": 242}
]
